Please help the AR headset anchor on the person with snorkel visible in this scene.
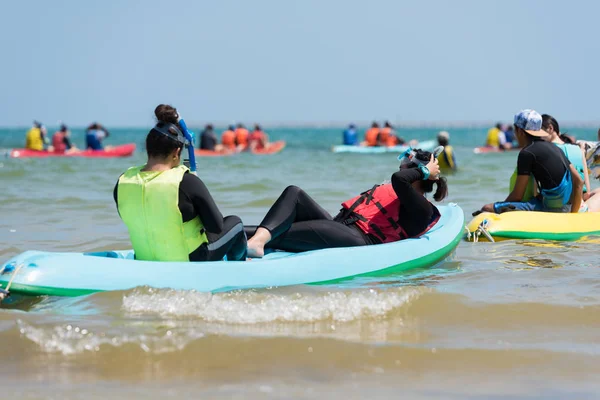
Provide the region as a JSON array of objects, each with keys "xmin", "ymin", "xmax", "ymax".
[
  {"xmin": 113, "ymin": 104, "xmax": 246, "ymax": 262},
  {"xmin": 245, "ymin": 147, "xmax": 448, "ymax": 257}
]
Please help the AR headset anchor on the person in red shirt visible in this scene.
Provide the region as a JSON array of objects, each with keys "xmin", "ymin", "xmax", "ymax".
[{"xmin": 51, "ymin": 124, "xmax": 78, "ymax": 154}]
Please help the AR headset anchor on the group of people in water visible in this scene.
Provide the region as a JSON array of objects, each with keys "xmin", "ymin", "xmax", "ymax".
[
  {"xmin": 198, "ymin": 123, "xmax": 270, "ymax": 152},
  {"xmin": 476, "ymin": 109, "xmax": 600, "ymax": 215},
  {"xmin": 24, "ymin": 121, "xmax": 110, "ymax": 152},
  {"xmin": 342, "ymin": 121, "xmax": 406, "ymax": 147},
  {"xmin": 114, "ymin": 104, "xmax": 448, "ymax": 262},
  {"xmin": 108, "ymin": 104, "xmax": 600, "ymax": 265}
]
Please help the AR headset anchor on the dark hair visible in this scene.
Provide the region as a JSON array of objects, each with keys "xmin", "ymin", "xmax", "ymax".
[
  {"xmin": 541, "ymin": 114, "xmax": 560, "ymax": 135},
  {"xmin": 437, "ymin": 137, "xmax": 449, "ymax": 146},
  {"xmin": 146, "ymin": 104, "xmax": 183, "ymax": 158},
  {"xmin": 371, "ymin": 121, "xmax": 379, "ymax": 128},
  {"xmin": 254, "ymin": 124, "xmax": 261, "ymax": 131},
  {"xmin": 495, "ymin": 122, "xmax": 502, "ymax": 130},
  {"xmin": 559, "ymin": 133, "xmax": 576, "ymax": 144},
  {"xmin": 408, "ymin": 149, "xmax": 448, "ymax": 202},
  {"xmin": 205, "ymin": 124, "xmax": 214, "ymax": 130}
]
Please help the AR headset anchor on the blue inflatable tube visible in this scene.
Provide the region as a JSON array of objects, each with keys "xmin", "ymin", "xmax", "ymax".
[{"xmin": 0, "ymin": 205, "xmax": 464, "ymax": 297}]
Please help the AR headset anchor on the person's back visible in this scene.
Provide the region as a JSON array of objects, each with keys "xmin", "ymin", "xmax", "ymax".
[
  {"xmin": 248, "ymin": 125, "xmax": 267, "ymax": 150},
  {"xmin": 343, "ymin": 124, "xmax": 357, "ymax": 145},
  {"xmin": 235, "ymin": 125, "xmax": 249, "ymax": 148},
  {"xmin": 436, "ymin": 131, "xmax": 456, "ymax": 170},
  {"xmin": 221, "ymin": 126, "xmax": 236, "ymax": 149},
  {"xmin": 25, "ymin": 127, "xmax": 44, "ymax": 151},
  {"xmin": 200, "ymin": 124, "xmax": 217, "ymax": 151},
  {"xmin": 485, "ymin": 123, "xmax": 505, "ymax": 148},
  {"xmin": 519, "ymin": 140, "xmax": 569, "ymax": 191},
  {"xmin": 86, "ymin": 123, "xmax": 108, "ymax": 150},
  {"xmin": 115, "ymin": 104, "xmax": 246, "ymax": 262},
  {"xmin": 364, "ymin": 122, "xmax": 380, "ymax": 146}
]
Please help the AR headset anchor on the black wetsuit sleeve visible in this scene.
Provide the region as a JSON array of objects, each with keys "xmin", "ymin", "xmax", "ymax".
[
  {"xmin": 391, "ymin": 168, "xmax": 434, "ymax": 237},
  {"xmin": 179, "ymin": 173, "xmax": 224, "ymax": 233},
  {"xmin": 64, "ymin": 136, "xmax": 72, "ymax": 149}
]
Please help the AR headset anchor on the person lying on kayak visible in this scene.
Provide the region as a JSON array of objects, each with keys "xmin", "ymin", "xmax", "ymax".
[
  {"xmin": 86, "ymin": 122, "xmax": 110, "ymax": 150},
  {"xmin": 245, "ymin": 147, "xmax": 447, "ymax": 257},
  {"xmin": 113, "ymin": 104, "xmax": 246, "ymax": 262},
  {"xmin": 476, "ymin": 109, "xmax": 583, "ymax": 215},
  {"xmin": 51, "ymin": 124, "xmax": 78, "ymax": 154},
  {"xmin": 248, "ymin": 124, "xmax": 269, "ymax": 151}
]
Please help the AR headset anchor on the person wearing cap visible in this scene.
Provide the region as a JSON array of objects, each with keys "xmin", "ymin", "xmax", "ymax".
[
  {"xmin": 113, "ymin": 104, "xmax": 247, "ymax": 262},
  {"xmin": 477, "ymin": 109, "xmax": 583, "ymax": 215},
  {"xmin": 244, "ymin": 147, "xmax": 447, "ymax": 257},
  {"xmin": 343, "ymin": 123, "xmax": 358, "ymax": 146},
  {"xmin": 436, "ymin": 131, "xmax": 456, "ymax": 171},
  {"xmin": 51, "ymin": 124, "xmax": 78, "ymax": 154},
  {"xmin": 25, "ymin": 121, "xmax": 48, "ymax": 151}
]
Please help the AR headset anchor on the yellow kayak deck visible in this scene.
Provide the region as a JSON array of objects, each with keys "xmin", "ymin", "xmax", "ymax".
[{"xmin": 466, "ymin": 211, "xmax": 600, "ymax": 241}]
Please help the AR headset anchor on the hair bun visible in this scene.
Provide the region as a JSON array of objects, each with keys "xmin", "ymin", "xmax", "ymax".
[{"xmin": 154, "ymin": 104, "xmax": 179, "ymax": 125}]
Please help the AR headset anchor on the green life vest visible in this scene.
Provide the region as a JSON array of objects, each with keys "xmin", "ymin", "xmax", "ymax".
[
  {"xmin": 117, "ymin": 165, "xmax": 207, "ymax": 261},
  {"xmin": 509, "ymin": 168, "xmax": 536, "ymax": 202}
]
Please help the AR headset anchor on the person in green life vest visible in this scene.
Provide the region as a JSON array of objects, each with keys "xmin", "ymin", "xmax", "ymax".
[
  {"xmin": 476, "ymin": 109, "xmax": 583, "ymax": 215},
  {"xmin": 436, "ymin": 131, "xmax": 457, "ymax": 171},
  {"xmin": 113, "ymin": 104, "xmax": 247, "ymax": 262}
]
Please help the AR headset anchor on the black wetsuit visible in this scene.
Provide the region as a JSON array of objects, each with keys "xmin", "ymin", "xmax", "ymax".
[
  {"xmin": 517, "ymin": 139, "xmax": 570, "ymax": 189},
  {"xmin": 245, "ymin": 168, "xmax": 438, "ymax": 253},
  {"xmin": 114, "ymin": 172, "xmax": 246, "ymax": 261},
  {"xmin": 200, "ymin": 129, "xmax": 217, "ymax": 151}
]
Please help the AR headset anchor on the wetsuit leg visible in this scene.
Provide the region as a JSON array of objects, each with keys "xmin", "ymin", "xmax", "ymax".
[
  {"xmin": 259, "ymin": 185, "xmax": 333, "ymax": 238},
  {"xmin": 266, "ymin": 220, "xmax": 368, "ymax": 252},
  {"xmin": 190, "ymin": 216, "xmax": 247, "ymax": 261}
]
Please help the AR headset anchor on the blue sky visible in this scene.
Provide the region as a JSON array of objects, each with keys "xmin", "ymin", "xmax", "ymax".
[{"xmin": 1, "ymin": 0, "xmax": 598, "ymax": 126}]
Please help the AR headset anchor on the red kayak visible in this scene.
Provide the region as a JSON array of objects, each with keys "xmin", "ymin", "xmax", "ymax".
[
  {"xmin": 9, "ymin": 144, "xmax": 136, "ymax": 158},
  {"xmin": 195, "ymin": 141, "xmax": 286, "ymax": 157},
  {"xmin": 252, "ymin": 140, "xmax": 286, "ymax": 155}
]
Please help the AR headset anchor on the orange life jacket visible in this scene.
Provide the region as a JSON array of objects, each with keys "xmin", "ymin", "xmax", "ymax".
[
  {"xmin": 235, "ymin": 128, "xmax": 249, "ymax": 146},
  {"xmin": 386, "ymin": 135, "xmax": 399, "ymax": 146},
  {"xmin": 379, "ymin": 127, "xmax": 392, "ymax": 144},
  {"xmin": 221, "ymin": 130, "xmax": 236, "ymax": 149},
  {"xmin": 248, "ymin": 130, "xmax": 266, "ymax": 150},
  {"xmin": 52, "ymin": 132, "xmax": 67, "ymax": 153},
  {"xmin": 365, "ymin": 128, "xmax": 380, "ymax": 146},
  {"xmin": 340, "ymin": 184, "xmax": 440, "ymax": 243}
]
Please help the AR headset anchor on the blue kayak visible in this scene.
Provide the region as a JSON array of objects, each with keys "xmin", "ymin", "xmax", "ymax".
[
  {"xmin": 332, "ymin": 140, "xmax": 436, "ymax": 154},
  {"xmin": 0, "ymin": 205, "xmax": 464, "ymax": 297}
]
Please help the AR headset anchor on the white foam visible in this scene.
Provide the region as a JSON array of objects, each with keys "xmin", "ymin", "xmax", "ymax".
[
  {"xmin": 122, "ymin": 287, "xmax": 426, "ymax": 324},
  {"xmin": 17, "ymin": 319, "xmax": 204, "ymax": 356}
]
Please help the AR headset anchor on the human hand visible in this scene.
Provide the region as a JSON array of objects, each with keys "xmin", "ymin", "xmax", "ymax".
[{"xmin": 425, "ymin": 154, "xmax": 440, "ymax": 180}]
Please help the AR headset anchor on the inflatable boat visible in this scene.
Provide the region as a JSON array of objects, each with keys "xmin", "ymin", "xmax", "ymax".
[
  {"xmin": 0, "ymin": 204, "xmax": 464, "ymax": 297},
  {"xmin": 332, "ymin": 140, "xmax": 436, "ymax": 154},
  {"xmin": 8, "ymin": 143, "xmax": 136, "ymax": 158}
]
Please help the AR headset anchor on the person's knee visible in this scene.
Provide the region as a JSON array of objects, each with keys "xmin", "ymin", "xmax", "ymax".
[
  {"xmin": 284, "ymin": 185, "xmax": 302, "ymax": 196},
  {"xmin": 224, "ymin": 215, "xmax": 242, "ymax": 226}
]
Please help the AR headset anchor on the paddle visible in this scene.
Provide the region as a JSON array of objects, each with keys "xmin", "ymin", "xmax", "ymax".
[{"xmin": 177, "ymin": 116, "xmax": 197, "ymax": 176}]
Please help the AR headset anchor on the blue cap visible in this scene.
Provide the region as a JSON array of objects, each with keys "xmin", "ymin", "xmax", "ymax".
[{"xmin": 514, "ymin": 109, "xmax": 547, "ymax": 137}]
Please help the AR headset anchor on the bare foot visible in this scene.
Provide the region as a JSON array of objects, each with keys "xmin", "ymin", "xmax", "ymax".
[{"xmin": 246, "ymin": 241, "xmax": 265, "ymax": 258}]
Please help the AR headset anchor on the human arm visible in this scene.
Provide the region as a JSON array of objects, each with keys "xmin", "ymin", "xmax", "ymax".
[
  {"xmin": 569, "ymin": 164, "xmax": 583, "ymax": 213},
  {"xmin": 180, "ymin": 173, "xmax": 224, "ymax": 232},
  {"xmin": 391, "ymin": 155, "xmax": 440, "ymax": 217},
  {"xmin": 580, "ymin": 146, "xmax": 592, "ymax": 200}
]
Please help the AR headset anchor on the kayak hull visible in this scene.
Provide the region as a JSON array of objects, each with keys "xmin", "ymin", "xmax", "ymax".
[
  {"xmin": 466, "ymin": 211, "xmax": 600, "ymax": 241},
  {"xmin": 0, "ymin": 205, "xmax": 464, "ymax": 297},
  {"xmin": 9, "ymin": 144, "xmax": 136, "ymax": 158},
  {"xmin": 332, "ymin": 140, "xmax": 436, "ymax": 154},
  {"xmin": 473, "ymin": 146, "xmax": 520, "ymax": 154}
]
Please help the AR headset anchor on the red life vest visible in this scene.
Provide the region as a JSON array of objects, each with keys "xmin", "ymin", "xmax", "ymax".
[
  {"xmin": 52, "ymin": 132, "xmax": 67, "ymax": 153},
  {"xmin": 340, "ymin": 184, "xmax": 440, "ymax": 243}
]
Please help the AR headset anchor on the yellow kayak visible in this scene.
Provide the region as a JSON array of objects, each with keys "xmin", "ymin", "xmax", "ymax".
[{"xmin": 466, "ymin": 211, "xmax": 600, "ymax": 241}]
